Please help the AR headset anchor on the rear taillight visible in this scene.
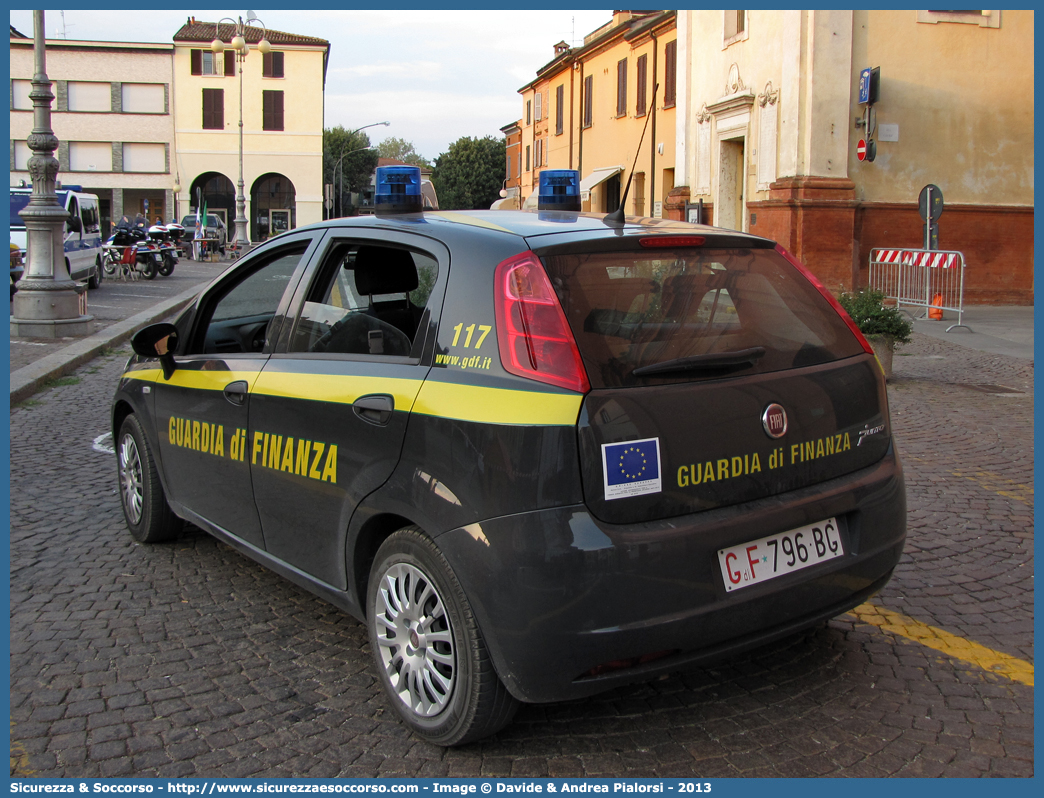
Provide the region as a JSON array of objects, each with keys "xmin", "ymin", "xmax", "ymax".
[
  {"xmin": 494, "ymin": 251, "xmax": 590, "ymax": 394},
  {"xmin": 774, "ymin": 244, "xmax": 876, "ymax": 357}
]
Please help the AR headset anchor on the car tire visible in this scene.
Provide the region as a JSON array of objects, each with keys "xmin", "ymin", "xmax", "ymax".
[
  {"xmin": 367, "ymin": 527, "xmax": 519, "ymax": 746},
  {"xmin": 88, "ymin": 258, "xmax": 103, "ymax": 289},
  {"xmin": 117, "ymin": 414, "xmax": 181, "ymax": 544}
]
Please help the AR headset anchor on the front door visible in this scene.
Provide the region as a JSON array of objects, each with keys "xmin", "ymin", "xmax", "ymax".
[
  {"xmin": 247, "ymin": 233, "xmax": 447, "ymax": 588},
  {"xmin": 151, "ymin": 234, "xmax": 319, "ymax": 547}
]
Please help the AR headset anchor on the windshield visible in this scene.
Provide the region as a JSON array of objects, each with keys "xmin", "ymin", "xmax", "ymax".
[
  {"xmin": 542, "ymin": 247, "xmax": 865, "ymax": 388},
  {"xmin": 10, "ymin": 193, "xmax": 31, "ymax": 228}
]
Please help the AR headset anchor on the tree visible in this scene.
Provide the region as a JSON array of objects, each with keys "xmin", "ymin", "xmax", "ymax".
[
  {"xmin": 376, "ymin": 137, "xmax": 431, "ymax": 169},
  {"xmin": 431, "ymin": 136, "xmax": 506, "ymax": 211},
  {"xmin": 323, "ymin": 126, "xmax": 380, "ymax": 216}
]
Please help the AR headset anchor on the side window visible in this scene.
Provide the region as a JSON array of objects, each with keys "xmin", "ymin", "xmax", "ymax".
[
  {"xmin": 67, "ymin": 197, "xmax": 79, "ymax": 231},
  {"xmin": 290, "ymin": 243, "xmax": 439, "ymax": 358},
  {"xmin": 193, "ymin": 243, "xmax": 308, "ymax": 354}
]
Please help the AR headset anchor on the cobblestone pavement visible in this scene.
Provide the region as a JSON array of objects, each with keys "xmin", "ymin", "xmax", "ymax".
[{"xmin": 10, "ymin": 333, "xmax": 1033, "ymax": 778}]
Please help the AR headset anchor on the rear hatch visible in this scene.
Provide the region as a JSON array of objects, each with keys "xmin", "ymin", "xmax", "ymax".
[{"xmin": 537, "ymin": 236, "xmax": 891, "ymax": 525}]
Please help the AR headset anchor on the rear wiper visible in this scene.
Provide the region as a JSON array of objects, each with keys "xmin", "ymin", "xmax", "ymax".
[{"xmin": 632, "ymin": 346, "xmax": 766, "ymax": 377}]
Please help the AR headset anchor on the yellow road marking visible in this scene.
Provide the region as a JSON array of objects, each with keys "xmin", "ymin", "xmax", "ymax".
[
  {"xmin": 905, "ymin": 455, "xmax": 1033, "ymax": 506},
  {"xmin": 848, "ymin": 603, "xmax": 1034, "ymax": 686},
  {"xmin": 949, "ymin": 469, "xmax": 1034, "ymax": 506},
  {"xmin": 10, "ymin": 721, "xmax": 33, "ymax": 776}
]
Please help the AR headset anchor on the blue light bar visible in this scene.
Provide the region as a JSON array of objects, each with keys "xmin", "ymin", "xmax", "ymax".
[
  {"xmin": 375, "ymin": 166, "xmax": 423, "ymax": 214},
  {"xmin": 537, "ymin": 170, "xmax": 580, "ymax": 211}
]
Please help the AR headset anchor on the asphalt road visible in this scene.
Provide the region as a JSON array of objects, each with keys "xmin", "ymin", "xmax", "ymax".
[
  {"xmin": 9, "ymin": 254, "xmax": 226, "ymax": 372},
  {"xmin": 9, "ymin": 332, "xmax": 1034, "ymax": 778}
]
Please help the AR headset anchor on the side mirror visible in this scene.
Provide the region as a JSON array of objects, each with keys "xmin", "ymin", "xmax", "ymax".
[
  {"xmin": 131, "ymin": 322, "xmax": 179, "ymax": 379},
  {"xmin": 66, "ymin": 216, "xmax": 82, "ymax": 234}
]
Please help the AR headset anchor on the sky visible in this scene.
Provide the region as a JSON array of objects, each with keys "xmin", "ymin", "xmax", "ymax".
[{"xmin": 9, "ymin": 8, "xmax": 614, "ymax": 162}]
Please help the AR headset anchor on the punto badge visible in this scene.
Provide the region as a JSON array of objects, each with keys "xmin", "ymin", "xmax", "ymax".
[{"xmin": 762, "ymin": 404, "xmax": 788, "ymax": 439}]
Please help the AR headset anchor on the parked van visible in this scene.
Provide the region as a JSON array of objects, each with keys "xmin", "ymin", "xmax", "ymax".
[{"xmin": 10, "ymin": 185, "xmax": 105, "ymax": 288}]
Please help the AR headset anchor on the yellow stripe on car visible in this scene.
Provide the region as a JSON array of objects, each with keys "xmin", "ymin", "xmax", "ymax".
[
  {"xmin": 122, "ymin": 368, "xmax": 262, "ymax": 391},
  {"xmin": 251, "ymin": 371, "xmax": 423, "ymax": 411},
  {"xmin": 414, "ymin": 380, "xmax": 583, "ymax": 427},
  {"xmin": 123, "ymin": 368, "xmax": 583, "ymax": 426}
]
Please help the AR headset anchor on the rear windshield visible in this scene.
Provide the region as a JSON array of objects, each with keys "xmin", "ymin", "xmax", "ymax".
[
  {"xmin": 542, "ymin": 247, "xmax": 864, "ymax": 389},
  {"xmin": 10, "ymin": 193, "xmax": 31, "ymax": 228}
]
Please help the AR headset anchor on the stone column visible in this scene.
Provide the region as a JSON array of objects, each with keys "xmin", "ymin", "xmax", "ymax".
[{"xmin": 11, "ymin": 11, "xmax": 93, "ymax": 338}]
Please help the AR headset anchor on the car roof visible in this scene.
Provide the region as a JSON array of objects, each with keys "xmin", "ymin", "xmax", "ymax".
[{"xmin": 298, "ymin": 210, "xmax": 774, "ymax": 250}]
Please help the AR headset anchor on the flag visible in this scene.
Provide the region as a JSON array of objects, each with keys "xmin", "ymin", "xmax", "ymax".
[
  {"xmin": 194, "ymin": 202, "xmax": 202, "ymax": 241},
  {"xmin": 601, "ymin": 438, "xmax": 661, "ymax": 500}
]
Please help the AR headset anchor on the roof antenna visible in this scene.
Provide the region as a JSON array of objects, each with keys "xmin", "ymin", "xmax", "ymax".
[{"xmin": 604, "ymin": 82, "xmax": 659, "ymax": 226}]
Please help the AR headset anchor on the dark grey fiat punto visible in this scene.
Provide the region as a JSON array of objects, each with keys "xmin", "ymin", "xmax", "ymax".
[{"xmin": 113, "ymin": 169, "xmax": 905, "ymax": 745}]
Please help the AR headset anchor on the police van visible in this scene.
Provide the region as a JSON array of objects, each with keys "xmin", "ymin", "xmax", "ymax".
[
  {"xmin": 113, "ymin": 166, "xmax": 906, "ymax": 745},
  {"xmin": 10, "ymin": 185, "xmax": 105, "ymax": 288}
]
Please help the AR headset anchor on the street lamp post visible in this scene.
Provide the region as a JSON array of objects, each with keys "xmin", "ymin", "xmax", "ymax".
[
  {"xmin": 333, "ymin": 122, "xmax": 389, "ymax": 217},
  {"xmin": 211, "ymin": 13, "xmax": 271, "ymax": 250},
  {"xmin": 335, "ymin": 145, "xmax": 375, "ymax": 217},
  {"xmin": 11, "ymin": 10, "xmax": 92, "ymax": 338}
]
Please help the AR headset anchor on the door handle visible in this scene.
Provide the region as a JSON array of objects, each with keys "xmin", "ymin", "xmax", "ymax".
[
  {"xmin": 223, "ymin": 380, "xmax": 248, "ymax": 406},
  {"xmin": 354, "ymin": 393, "xmax": 394, "ymax": 426}
]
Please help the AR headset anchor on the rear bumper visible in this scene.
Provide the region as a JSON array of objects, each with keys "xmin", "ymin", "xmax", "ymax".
[{"xmin": 435, "ymin": 444, "xmax": 906, "ymax": 704}]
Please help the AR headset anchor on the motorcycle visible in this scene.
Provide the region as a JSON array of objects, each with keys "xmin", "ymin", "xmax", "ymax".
[
  {"xmin": 103, "ymin": 226, "xmax": 159, "ymax": 280},
  {"xmin": 148, "ymin": 224, "xmax": 178, "ymax": 277}
]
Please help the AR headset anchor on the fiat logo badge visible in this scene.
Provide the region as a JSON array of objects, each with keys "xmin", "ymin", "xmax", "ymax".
[{"xmin": 762, "ymin": 404, "xmax": 788, "ymax": 439}]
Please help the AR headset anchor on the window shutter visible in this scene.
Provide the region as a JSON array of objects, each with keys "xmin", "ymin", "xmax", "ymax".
[
  {"xmin": 636, "ymin": 55, "xmax": 647, "ymax": 116},
  {"xmin": 617, "ymin": 59, "xmax": 627, "ymax": 117},
  {"xmin": 224, "ymin": 53, "xmax": 236, "ymax": 76},
  {"xmin": 665, "ymin": 41, "xmax": 677, "ymax": 107},
  {"xmin": 535, "ymin": 91, "xmax": 542, "ymax": 121},
  {"xmin": 203, "ymin": 88, "xmax": 224, "ymax": 129},
  {"xmin": 264, "ymin": 52, "xmax": 285, "ymax": 78},
  {"xmin": 264, "ymin": 90, "xmax": 285, "ymax": 131},
  {"xmin": 583, "ymin": 76, "xmax": 593, "ymax": 128},
  {"xmin": 191, "ymin": 49, "xmax": 202, "ymax": 75},
  {"xmin": 556, "ymin": 85, "xmax": 564, "ymax": 135}
]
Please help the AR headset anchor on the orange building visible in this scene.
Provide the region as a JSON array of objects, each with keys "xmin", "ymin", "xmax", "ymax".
[{"xmin": 518, "ymin": 11, "xmax": 676, "ymax": 216}]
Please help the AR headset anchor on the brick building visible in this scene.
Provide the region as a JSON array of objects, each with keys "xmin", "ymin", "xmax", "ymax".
[
  {"xmin": 669, "ymin": 10, "xmax": 1033, "ymax": 303},
  {"xmin": 10, "ymin": 35, "xmax": 176, "ymax": 236}
]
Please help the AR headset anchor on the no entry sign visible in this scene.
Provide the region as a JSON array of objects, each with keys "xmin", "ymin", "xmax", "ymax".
[{"xmin": 857, "ymin": 139, "xmax": 867, "ymax": 161}]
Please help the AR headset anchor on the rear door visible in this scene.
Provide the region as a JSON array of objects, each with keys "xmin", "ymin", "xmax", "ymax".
[
  {"xmin": 247, "ymin": 230, "xmax": 448, "ymax": 589},
  {"xmin": 538, "ymin": 241, "xmax": 890, "ymax": 525}
]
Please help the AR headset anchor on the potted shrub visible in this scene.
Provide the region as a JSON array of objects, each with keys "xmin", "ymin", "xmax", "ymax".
[{"xmin": 837, "ymin": 288, "xmax": 912, "ymax": 380}]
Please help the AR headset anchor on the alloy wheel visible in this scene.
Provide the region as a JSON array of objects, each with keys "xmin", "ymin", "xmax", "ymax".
[
  {"xmin": 374, "ymin": 562, "xmax": 456, "ymax": 717},
  {"xmin": 119, "ymin": 433, "xmax": 144, "ymax": 525}
]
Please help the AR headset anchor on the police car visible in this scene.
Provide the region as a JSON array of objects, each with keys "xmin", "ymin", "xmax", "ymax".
[{"xmin": 112, "ymin": 166, "xmax": 906, "ymax": 745}]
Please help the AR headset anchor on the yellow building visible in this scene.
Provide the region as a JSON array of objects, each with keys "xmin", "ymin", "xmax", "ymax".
[
  {"xmin": 518, "ymin": 11, "xmax": 676, "ymax": 216},
  {"xmin": 672, "ymin": 10, "xmax": 1033, "ymax": 303},
  {"xmin": 172, "ymin": 17, "xmax": 329, "ymax": 241}
]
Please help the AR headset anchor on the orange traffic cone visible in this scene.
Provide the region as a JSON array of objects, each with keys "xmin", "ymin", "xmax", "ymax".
[{"xmin": 928, "ymin": 293, "xmax": 944, "ymax": 320}]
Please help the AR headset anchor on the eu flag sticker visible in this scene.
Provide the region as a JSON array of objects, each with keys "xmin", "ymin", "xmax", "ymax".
[{"xmin": 602, "ymin": 438, "xmax": 662, "ymax": 500}]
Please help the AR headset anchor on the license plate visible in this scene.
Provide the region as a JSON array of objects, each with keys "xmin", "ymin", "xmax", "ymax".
[{"xmin": 718, "ymin": 517, "xmax": 843, "ymax": 592}]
